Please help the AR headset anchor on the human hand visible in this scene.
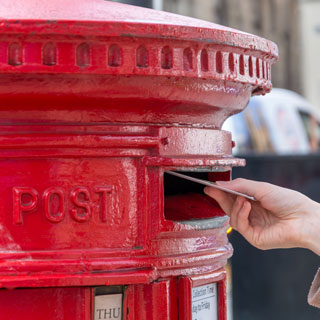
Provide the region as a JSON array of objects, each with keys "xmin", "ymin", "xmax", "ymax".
[{"xmin": 204, "ymin": 178, "xmax": 320, "ymax": 255}]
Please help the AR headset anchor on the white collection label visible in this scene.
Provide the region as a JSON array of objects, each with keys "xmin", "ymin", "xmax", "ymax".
[
  {"xmin": 94, "ymin": 294, "xmax": 122, "ymax": 320},
  {"xmin": 192, "ymin": 283, "xmax": 218, "ymax": 320}
]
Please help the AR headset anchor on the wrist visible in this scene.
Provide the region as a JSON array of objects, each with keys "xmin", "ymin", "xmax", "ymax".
[{"xmin": 301, "ymin": 201, "xmax": 320, "ymax": 256}]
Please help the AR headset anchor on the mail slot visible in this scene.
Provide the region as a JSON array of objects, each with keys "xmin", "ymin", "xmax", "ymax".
[{"xmin": 0, "ymin": 0, "xmax": 278, "ymax": 319}]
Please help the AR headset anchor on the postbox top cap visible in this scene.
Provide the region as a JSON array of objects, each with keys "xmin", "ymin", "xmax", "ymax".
[{"xmin": 0, "ymin": 0, "xmax": 278, "ymax": 55}]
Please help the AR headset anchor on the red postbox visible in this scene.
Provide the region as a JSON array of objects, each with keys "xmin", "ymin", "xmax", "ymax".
[{"xmin": 0, "ymin": 1, "xmax": 278, "ymax": 319}]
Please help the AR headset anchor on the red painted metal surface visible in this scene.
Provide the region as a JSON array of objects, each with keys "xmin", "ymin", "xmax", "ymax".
[{"xmin": 0, "ymin": 0, "xmax": 278, "ymax": 319}]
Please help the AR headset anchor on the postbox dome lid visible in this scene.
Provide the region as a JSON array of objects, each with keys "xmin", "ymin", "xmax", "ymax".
[{"xmin": 0, "ymin": 0, "xmax": 278, "ymax": 127}]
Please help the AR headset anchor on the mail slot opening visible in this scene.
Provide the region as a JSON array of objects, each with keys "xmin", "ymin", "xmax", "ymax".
[{"xmin": 163, "ymin": 170, "xmax": 229, "ymax": 221}]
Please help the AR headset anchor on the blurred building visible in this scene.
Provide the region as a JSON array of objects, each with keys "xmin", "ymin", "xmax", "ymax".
[{"xmin": 300, "ymin": 0, "xmax": 320, "ymax": 110}]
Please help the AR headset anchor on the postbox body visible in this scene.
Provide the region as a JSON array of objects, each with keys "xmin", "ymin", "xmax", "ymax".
[{"xmin": 0, "ymin": 1, "xmax": 277, "ymax": 319}]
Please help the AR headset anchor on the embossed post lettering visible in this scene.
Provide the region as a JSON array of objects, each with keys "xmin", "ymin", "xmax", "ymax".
[
  {"xmin": 13, "ymin": 187, "xmax": 39, "ymax": 225},
  {"xmin": 95, "ymin": 186, "xmax": 113, "ymax": 222},
  {"xmin": 43, "ymin": 187, "xmax": 65, "ymax": 223},
  {"xmin": 70, "ymin": 187, "xmax": 92, "ymax": 222},
  {"xmin": 12, "ymin": 185, "xmax": 115, "ymax": 224}
]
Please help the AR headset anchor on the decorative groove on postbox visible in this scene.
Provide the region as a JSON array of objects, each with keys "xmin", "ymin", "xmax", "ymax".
[
  {"xmin": 0, "ymin": 125, "xmax": 155, "ymax": 157},
  {"xmin": 0, "ymin": 39, "xmax": 273, "ymax": 87},
  {"xmin": 0, "ymin": 134, "xmax": 159, "ymax": 158},
  {"xmin": 0, "ymin": 126, "xmax": 234, "ymax": 158}
]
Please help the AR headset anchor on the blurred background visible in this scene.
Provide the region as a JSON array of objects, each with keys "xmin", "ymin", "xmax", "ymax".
[{"xmin": 113, "ymin": 0, "xmax": 320, "ymax": 319}]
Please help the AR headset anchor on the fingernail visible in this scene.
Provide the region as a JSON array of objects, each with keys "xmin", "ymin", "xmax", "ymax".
[{"xmin": 204, "ymin": 187, "xmax": 209, "ymax": 195}]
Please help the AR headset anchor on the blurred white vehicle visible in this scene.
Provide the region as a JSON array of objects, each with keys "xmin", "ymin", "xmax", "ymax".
[{"xmin": 223, "ymin": 88, "xmax": 320, "ymax": 155}]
